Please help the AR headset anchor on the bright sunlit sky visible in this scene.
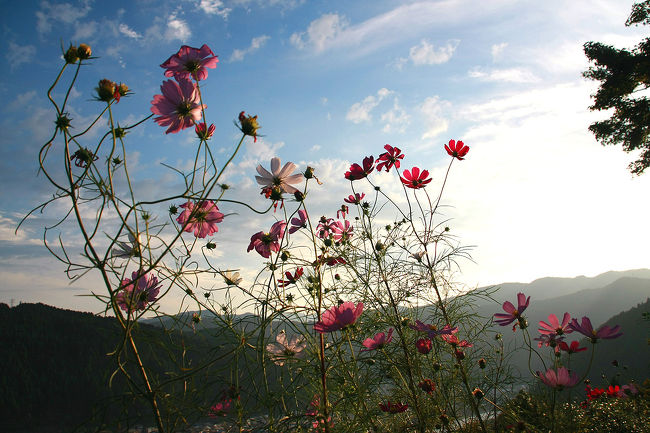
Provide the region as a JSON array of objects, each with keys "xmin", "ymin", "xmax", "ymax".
[{"xmin": 1, "ymin": 0, "xmax": 649, "ymax": 313}]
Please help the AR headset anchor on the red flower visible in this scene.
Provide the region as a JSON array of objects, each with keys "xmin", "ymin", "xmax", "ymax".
[
  {"xmin": 558, "ymin": 340, "xmax": 587, "ymax": 354},
  {"xmin": 379, "ymin": 401, "xmax": 408, "ymax": 413},
  {"xmin": 345, "ymin": 156, "xmax": 375, "ymax": 181},
  {"xmin": 416, "ymin": 338, "xmax": 432, "ymax": 354},
  {"xmin": 418, "ymin": 379, "xmax": 436, "ymax": 394},
  {"xmin": 441, "ymin": 333, "xmax": 473, "ymax": 348},
  {"xmin": 195, "ymin": 122, "xmax": 215, "ymax": 140},
  {"xmin": 586, "ymin": 385, "xmax": 606, "ymax": 401},
  {"xmin": 278, "ymin": 267, "xmax": 303, "ymax": 287},
  {"xmin": 313, "ymin": 302, "xmax": 364, "ymax": 333},
  {"xmin": 376, "ymin": 144, "xmax": 404, "ymax": 172},
  {"xmin": 344, "ymin": 193, "xmax": 365, "ymax": 204},
  {"xmin": 445, "ymin": 139, "xmax": 469, "ymax": 160},
  {"xmin": 361, "ymin": 328, "xmax": 393, "ymax": 352},
  {"xmin": 400, "ymin": 167, "xmax": 432, "ymax": 189}
]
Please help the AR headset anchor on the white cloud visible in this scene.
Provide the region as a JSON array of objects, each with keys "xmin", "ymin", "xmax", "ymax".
[
  {"xmin": 119, "ymin": 23, "xmax": 142, "ymax": 39},
  {"xmin": 230, "ymin": 35, "xmax": 270, "ymax": 62},
  {"xmin": 346, "ymin": 88, "xmax": 393, "ymax": 124},
  {"xmin": 381, "ymin": 99, "xmax": 410, "ymax": 133},
  {"xmin": 238, "ymin": 139, "xmax": 286, "ymax": 170},
  {"xmin": 72, "ymin": 20, "xmax": 98, "ymax": 40},
  {"xmin": 36, "ymin": 0, "xmax": 92, "ymax": 34},
  {"xmin": 198, "ymin": 0, "xmax": 231, "ymax": 18},
  {"xmin": 165, "ymin": 12, "xmax": 191, "ymax": 42},
  {"xmin": 310, "ymin": 145, "xmax": 321, "ymax": 152},
  {"xmin": 491, "ymin": 42, "xmax": 508, "ymax": 62},
  {"xmin": 420, "ymin": 96, "xmax": 450, "ymax": 140},
  {"xmin": 6, "ymin": 42, "xmax": 37, "ymax": 71},
  {"xmin": 408, "ymin": 39, "xmax": 459, "ymax": 65},
  {"xmin": 290, "ymin": 13, "xmax": 346, "ymax": 52},
  {"xmin": 468, "ymin": 67, "xmax": 539, "ymax": 83}
]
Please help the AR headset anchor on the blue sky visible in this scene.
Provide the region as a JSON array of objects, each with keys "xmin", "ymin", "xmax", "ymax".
[{"xmin": 2, "ymin": 0, "xmax": 649, "ymax": 312}]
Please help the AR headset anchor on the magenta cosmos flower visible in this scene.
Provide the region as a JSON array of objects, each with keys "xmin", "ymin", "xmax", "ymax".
[
  {"xmin": 537, "ymin": 367, "xmax": 579, "ymax": 389},
  {"xmin": 345, "ymin": 156, "xmax": 375, "ymax": 181},
  {"xmin": 410, "ymin": 320, "xmax": 458, "ymax": 339},
  {"xmin": 208, "ymin": 398, "xmax": 232, "ymax": 417},
  {"xmin": 256, "ymin": 157, "xmax": 304, "ymax": 195},
  {"xmin": 568, "ymin": 316, "xmax": 623, "ymax": 342},
  {"xmin": 344, "ymin": 193, "xmax": 365, "ymax": 204},
  {"xmin": 441, "ymin": 333, "xmax": 473, "ymax": 348},
  {"xmin": 314, "ymin": 301, "xmax": 364, "ymax": 333},
  {"xmin": 445, "ymin": 139, "xmax": 469, "ymax": 160},
  {"xmin": 330, "ymin": 219, "xmax": 353, "ymax": 242},
  {"xmin": 289, "ymin": 209, "xmax": 307, "ymax": 234},
  {"xmin": 151, "ymin": 78, "xmax": 205, "ymax": 134},
  {"xmin": 379, "ymin": 401, "xmax": 408, "ymax": 413},
  {"xmin": 176, "ymin": 200, "xmax": 225, "ymax": 238},
  {"xmin": 400, "ymin": 167, "xmax": 432, "ymax": 189},
  {"xmin": 195, "ymin": 122, "xmax": 215, "ymax": 140},
  {"xmin": 161, "ymin": 44, "xmax": 219, "ymax": 81},
  {"xmin": 277, "ymin": 267, "xmax": 303, "ymax": 287},
  {"xmin": 416, "ymin": 338, "xmax": 432, "ymax": 354},
  {"xmin": 538, "ymin": 313, "xmax": 573, "ymax": 336},
  {"xmin": 361, "ymin": 328, "xmax": 393, "ymax": 352},
  {"xmin": 494, "ymin": 293, "xmax": 530, "ymax": 329},
  {"xmin": 116, "ymin": 270, "xmax": 161, "ymax": 313},
  {"xmin": 376, "ymin": 144, "xmax": 404, "ymax": 172},
  {"xmin": 558, "ymin": 340, "xmax": 587, "ymax": 354},
  {"xmin": 247, "ymin": 220, "xmax": 286, "ymax": 258}
]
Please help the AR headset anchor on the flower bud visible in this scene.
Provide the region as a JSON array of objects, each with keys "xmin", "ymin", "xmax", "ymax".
[
  {"xmin": 192, "ymin": 313, "xmax": 201, "ymax": 323},
  {"xmin": 238, "ymin": 111, "xmax": 259, "ymax": 141},
  {"xmin": 64, "ymin": 44, "xmax": 79, "ymax": 64},
  {"xmin": 304, "ymin": 166, "xmax": 315, "ymax": 179},
  {"xmin": 472, "ymin": 388, "xmax": 484, "ymax": 400},
  {"xmin": 96, "ymin": 79, "xmax": 116, "ymax": 102},
  {"xmin": 293, "ymin": 191, "xmax": 304, "ymax": 202},
  {"xmin": 77, "ymin": 43, "xmax": 92, "ymax": 59},
  {"xmin": 169, "ymin": 205, "xmax": 178, "ymax": 215},
  {"xmin": 206, "ymin": 242, "xmax": 216, "ymax": 250},
  {"xmin": 478, "ymin": 358, "xmax": 487, "ymax": 369}
]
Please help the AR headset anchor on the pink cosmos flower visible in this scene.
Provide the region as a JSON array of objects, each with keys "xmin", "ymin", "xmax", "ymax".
[
  {"xmin": 314, "ymin": 255, "xmax": 346, "ymax": 266},
  {"xmin": 278, "ymin": 267, "xmax": 303, "ymax": 287},
  {"xmin": 536, "ymin": 367, "xmax": 580, "ymax": 389},
  {"xmin": 344, "ymin": 193, "xmax": 365, "ymax": 204},
  {"xmin": 161, "ymin": 44, "xmax": 219, "ymax": 81},
  {"xmin": 568, "ymin": 317, "xmax": 623, "ymax": 342},
  {"xmin": 410, "ymin": 320, "xmax": 458, "ymax": 339},
  {"xmin": 208, "ymin": 398, "xmax": 232, "ymax": 417},
  {"xmin": 289, "ymin": 209, "xmax": 307, "ymax": 234},
  {"xmin": 494, "ymin": 293, "xmax": 530, "ymax": 329},
  {"xmin": 316, "ymin": 217, "xmax": 335, "ymax": 239},
  {"xmin": 441, "ymin": 333, "xmax": 473, "ymax": 348},
  {"xmin": 116, "ymin": 270, "xmax": 161, "ymax": 313},
  {"xmin": 376, "ymin": 144, "xmax": 404, "ymax": 172},
  {"xmin": 151, "ymin": 78, "xmax": 205, "ymax": 134},
  {"xmin": 345, "ymin": 156, "xmax": 375, "ymax": 181},
  {"xmin": 534, "ymin": 333, "xmax": 565, "ymax": 352},
  {"xmin": 314, "ymin": 301, "xmax": 364, "ymax": 333},
  {"xmin": 255, "ymin": 157, "xmax": 304, "ymax": 195},
  {"xmin": 330, "ymin": 219, "xmax": 353, "ymax": 242},
  {"xmin": 445, "ymin": 139, "xmax": 470, "ymax": 160},
  {"xmin": 195, "ymin": 122, "xmax": 215, "ymax": 140},
  {"xmin": 247, "ymin": 220, "xmax": 286, "ymax": 258},
  {"xmin": 538, "ymin": 313, "xmax": 573, "ymax": 336},
  {"xmin": 379, "ymin": 401, "xmax": 408, "ymax": 413},
  {"xmin": 400, "ymin": 167, "xmax": 432, "ymax": 189},
  {"xmin": 361, "ymin": 328, "xmax": 393, "ymax": 352},
  {"xmin": 336, "ymin": 204, "xmax": 349, "ymax": 219},
  {"xmin": 266, "ymin": 330, "xmax": 307, "ymax": 366},
  {"xmin": 416, "ymin": 338, "xmax": 432, "ymax": 354},
  {"xmin": 176, "ymin": 200, "xmax": 225, "ymax": 238},
  {"xmin": 558, "ymin": 340, "xmax": 587, "ymax": 354}
]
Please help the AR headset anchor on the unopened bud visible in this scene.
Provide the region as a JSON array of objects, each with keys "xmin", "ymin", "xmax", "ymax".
[
  {"xmin": 77, "ymin": 44, "xmax": 92, "ymax": 59},
  {"xmin": 64, "ymin": 45, "xmax": 79, "ymax": 64}
]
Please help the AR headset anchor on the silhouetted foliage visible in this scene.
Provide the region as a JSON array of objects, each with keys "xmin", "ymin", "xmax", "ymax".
[{"xmin": 583, "ymin": 0, "xmax": 650, "ymax": 175}]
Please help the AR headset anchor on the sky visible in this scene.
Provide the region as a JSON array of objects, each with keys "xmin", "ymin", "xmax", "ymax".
[{"xmin": 1, "ymin": 0, "xmax": 649, "ymax": 313}]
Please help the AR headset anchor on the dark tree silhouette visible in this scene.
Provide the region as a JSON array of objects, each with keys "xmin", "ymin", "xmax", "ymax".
[{"xmin": 583, "ymin": 1, "xmax": 650, "ymax": 175}]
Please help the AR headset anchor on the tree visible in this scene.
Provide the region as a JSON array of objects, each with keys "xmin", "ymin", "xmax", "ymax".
[{"xmin": 583, "ymin": 0, "xmax": 650, "ymax": 175}]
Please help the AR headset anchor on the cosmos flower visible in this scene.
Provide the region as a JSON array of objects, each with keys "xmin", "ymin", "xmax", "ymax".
[
  {"xmin": 400, "ymin": 167, "xmax": 432, "ymax": 189},
  {"xmin": 379, "ymin": 401, "xmax": 408, "ymax": 413},
  {"xmin": 361, "ymin": 328, "xmax": 394, "ymax": 352},
  {"xmin": 112, "ymin": 232, "xmax": 141, "ymax": 259},
  {"xmin": 345, "ymin": 156, "xmax": 375, "ymax": 181},
  {"xmin": 536, "ymin": 367, "xmax": 580, "ymax": 389},
  {"xmin": 376, "ymin": 144, "xmax": 404, "ymax": 172},
  {"xmin": 116, "ymin": 270, "xmax": 161, "ymax": 313},
  {"xmin": 195, "ymin": 122, "xmax": 215, "ymax": 140},
  {"xmin": 445, "ymin": 139, "xmax": 470, "ymax": 160},
  {"xmin": 418, "ymin": 379, "xmax": 436, "ymax": 394},
  {"xmin": 266, "ymin": 330, "xmax": 307, "ymax": 366},
  {"xmin": 494, "ymin": 293, "xmax": 530, "ymax": 329},
  {"xmin": 416, "ymin": 338, "xmax": 432, "ymax": 354},
  {"xmin": 208, "ymin": 398, "xmax": 232, "ymax": 417},
  {"xmin": 538, "ymin": 313, "xmax": 573, "ymax": 336},
  {"xmin": 568, "ymin": 317, "xmax": 623, "ymax": 342},
  {"xmin": 277, "ymin": 267, "xmax": 303, "ymax": 287},
  {"xmin": 247, "ymin": 220, "xmax": 286, "ymax": 258},
  {"xmin": 176, "ymin": 200, "xmax": 225, "ymax": 238},
  {"xmin": 151, "ymin": 78, "xmax": 205, "ymax": 134},
  {"xmin": 330, "ymin": 219, "xmax": 353, "ymax": 242},
  {"xmin": 161, "ymin": 44, "xmax": 218, "ymax": 81},
  {"xmin": 255, "ymin": 157, "xmax": 304, "ymax": 195},
  {"xmin": 316, "ymin": 217, "xmax": 335, "ymax": 239},
  {"xmin": 221, "ymin": 270, "xmax": 242, "ymax": 286},
  {"xmin": 410, "ymin": 320, "xmax": 458, "ymax": 339},
  {"xmin": 288, "ymin": 210, "xmax": 308, "ymax": 234},
  {"xmin": 314, "ymin": 301, "xmax": 364, "ymax": 333},
  {"xmin": 344, "ymin": 193, "xmax": 365, "ymax": 204},
  {"xmin": 558, "ymin": 340, "xmax": 587, "ymax": 354},
  {"xmin": 534, "ymin": 333, "xmax": 565, "ymax": 352},
  {"xmin": 441, "ymin": 333, "xmax": 473, "ymax": 348}
]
